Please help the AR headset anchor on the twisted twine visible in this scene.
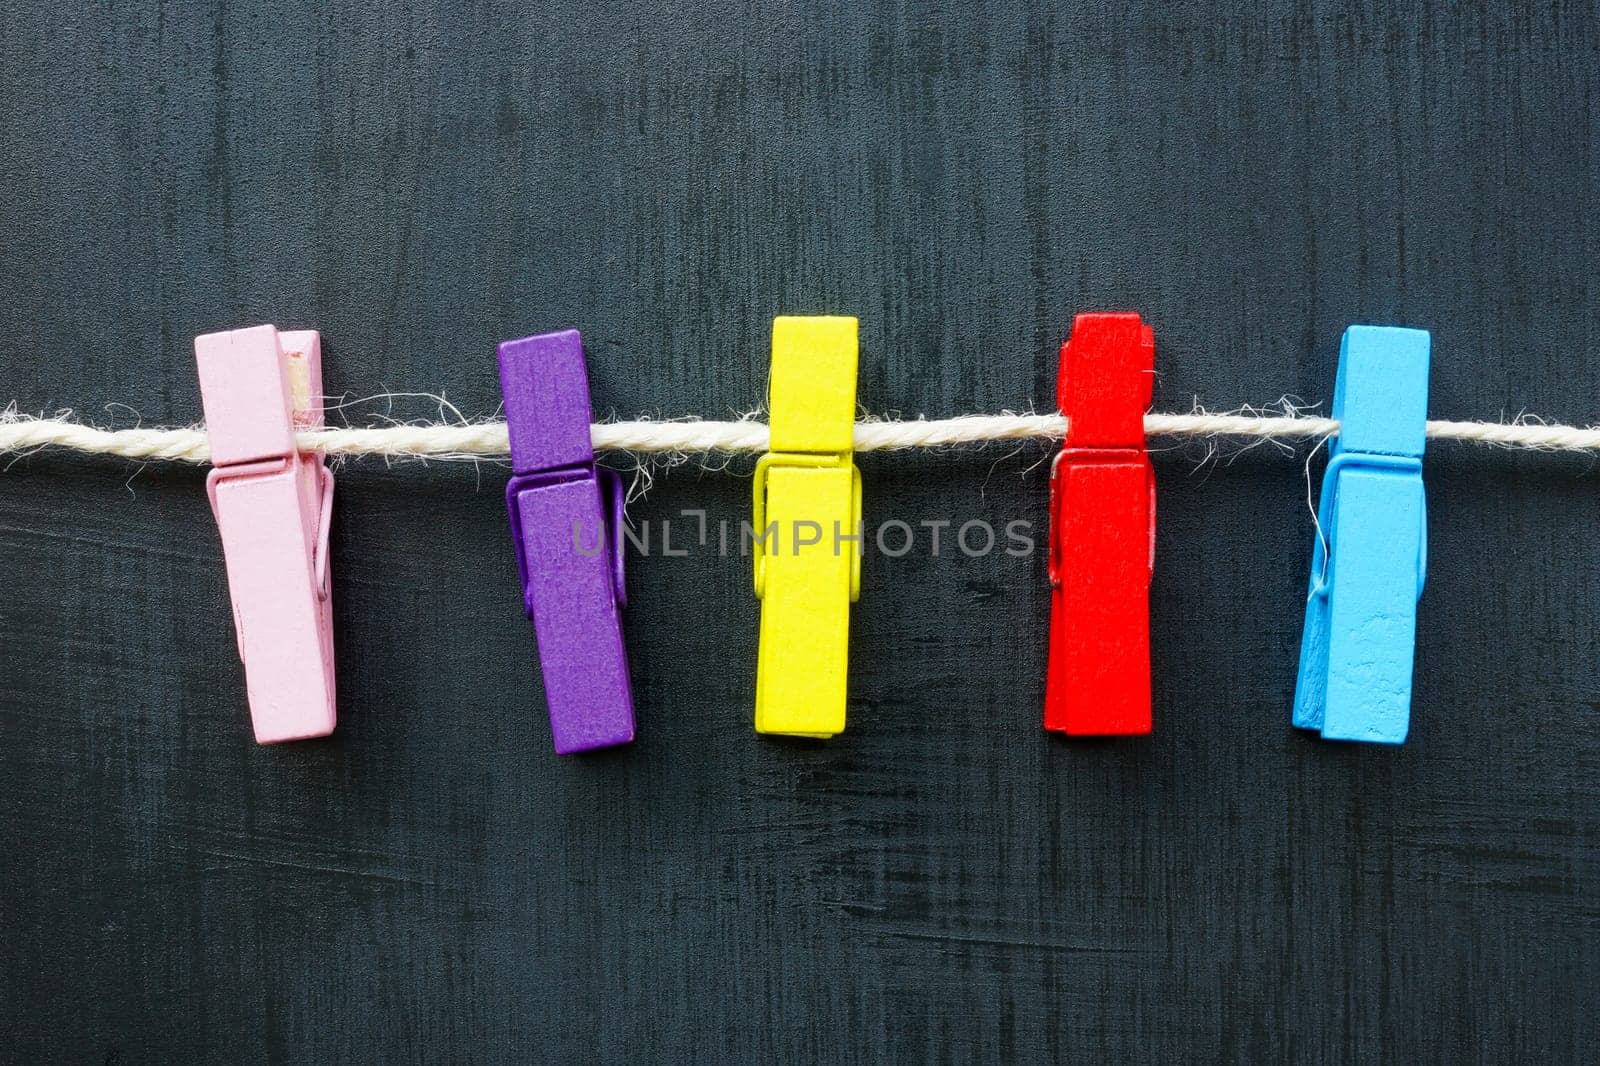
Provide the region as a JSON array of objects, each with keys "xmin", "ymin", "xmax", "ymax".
[{"xmin": 3, "ymin": 411, "xmax": 1599, "ymax": 465}]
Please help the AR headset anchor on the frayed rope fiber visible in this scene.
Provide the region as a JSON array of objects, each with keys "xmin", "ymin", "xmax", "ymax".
[{"xmin": 5, "ymin": 411, "xmax": 1600, "ymax": 465}]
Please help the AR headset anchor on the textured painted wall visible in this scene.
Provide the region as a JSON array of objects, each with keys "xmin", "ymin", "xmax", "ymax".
[{"xmin": 1, "ymin": 2, "xmax": 1597, "ymax": 1062}]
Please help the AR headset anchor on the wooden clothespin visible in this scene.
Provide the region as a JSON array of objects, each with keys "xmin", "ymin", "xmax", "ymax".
[
  {"xmin": 752, "ymin": 316, "xmax": 861, "ymax": 738},
  {"xmin": 195, "ymin": 325, "xmax": 336, "ymax": 743},
  {"xmin": 498, "ymin": 330, "xmax": 634, "ymax": 754},
  {"xmin": 1293, "ymin": 325, "xmax": 1431, "ymax": 743},
  {"xmin": 1045, "ymin": 312, "xmax": 1156, "ymax": 735}
]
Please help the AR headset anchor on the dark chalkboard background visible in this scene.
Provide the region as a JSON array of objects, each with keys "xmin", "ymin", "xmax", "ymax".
[{"xmin": 2, "ymin": 3, "xmax": 1597, "ymax": 1063}]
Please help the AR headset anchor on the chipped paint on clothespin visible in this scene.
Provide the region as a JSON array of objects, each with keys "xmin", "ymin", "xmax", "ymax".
[
  {"xmin": 499, "ymin": 329, "xmax": 634, "ymax": 754},
  {"xmin": 1293, "ymin": 325, "xmax": 1431, "ymax": 744},
  {"xmin": 752, "ymin": 316, "xmax": 861, "ymax": 738},
  {"xmin": 1044, "ymin": 312, "xmax": 1156, "ymax": 736},
  {"xmin": 196, "ymin": 325, "xmax": 336, "ymax": 743}
]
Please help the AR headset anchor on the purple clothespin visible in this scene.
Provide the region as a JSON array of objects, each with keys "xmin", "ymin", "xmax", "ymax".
[{"xmin": 498, "ymin": 330, "xmax": 634, "ymax": 753}]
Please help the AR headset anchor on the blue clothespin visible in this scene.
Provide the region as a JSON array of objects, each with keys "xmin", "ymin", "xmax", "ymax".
[{"xmin": 1292, "ymin": 325, "xmax": 1431, "ymax": 744}]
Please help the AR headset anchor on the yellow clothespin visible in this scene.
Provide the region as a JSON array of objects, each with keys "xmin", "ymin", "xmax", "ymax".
[{"xmin": 752, "ymin": 316, "xmax": 862, "ymax": 738}]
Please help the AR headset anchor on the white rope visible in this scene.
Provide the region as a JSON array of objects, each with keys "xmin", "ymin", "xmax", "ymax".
[{"xmin": 4, "ymin": 411, "xmax": 1600, "ymax": 464}]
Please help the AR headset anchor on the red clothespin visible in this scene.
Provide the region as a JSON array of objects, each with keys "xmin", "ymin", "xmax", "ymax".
[
  {"xmin": 1045, "ymin": 313, "xmax": 1156, "ymax": 736},
  {"xmin": 195, "ymin": 325, "xmax": 337, "ymax": 743}
]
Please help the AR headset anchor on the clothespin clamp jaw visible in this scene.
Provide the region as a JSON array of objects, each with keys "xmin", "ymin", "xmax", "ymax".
[
  {"xmin": 1047, "ymin": 312, "xmax": 1156, "ymax": 587},
  {"xmin": 1044, "ymin": 312, "xmax": 1156, "ymax": 736},
  {"xmin": 1292, "ymin": 325, "xmax": 1430, "ymax": 744},
  {"xmin": 498, "ymin": 329, "xmax": 634, "ymax": 754},
  {"xmin": 752, "ymin": 316, "xmax": 861, "ymax": 738},
  {"xmin": 195, "ymin": 325, "xmax": 336, "ymax": 743}
]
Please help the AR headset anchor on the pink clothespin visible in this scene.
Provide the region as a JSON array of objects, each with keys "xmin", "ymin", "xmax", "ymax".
[{"xmin": 195, "ymin": 325, "xmax": 337, "ymax": 743}]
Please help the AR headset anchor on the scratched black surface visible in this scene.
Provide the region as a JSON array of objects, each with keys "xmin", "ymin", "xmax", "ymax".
[{"xmin": 2, "ymin": 2, "xmax": 1598, "ymax": 1063}]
